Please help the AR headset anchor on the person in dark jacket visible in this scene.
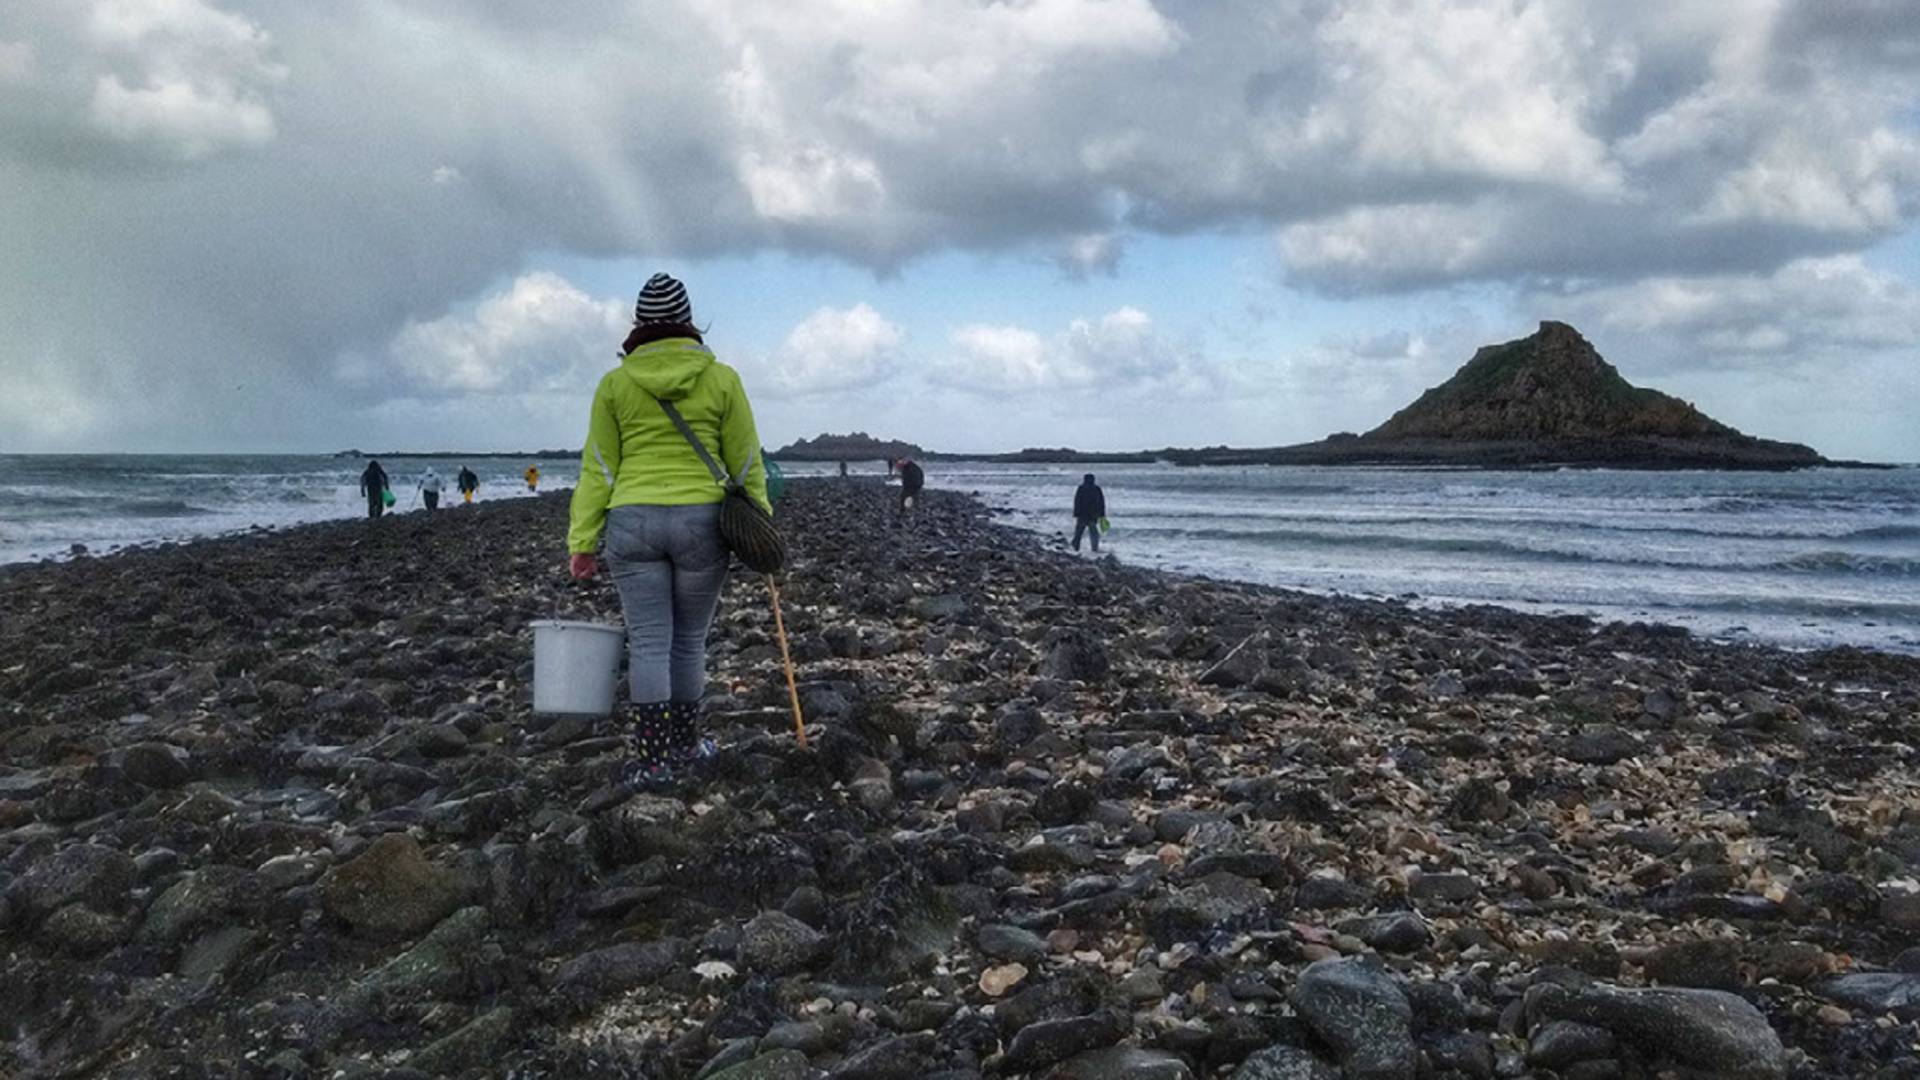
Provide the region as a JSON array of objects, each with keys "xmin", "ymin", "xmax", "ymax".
[
  {"xmin": 899, "ymin": 459, "xmax": 925, "ymax": 512},
  {"xmin": 1072, "ymin": 473, "xmax": 1105, "ymax": 552},
  {"xmin": 457, "ymin": 466, "xmax": 480, "ymax": 504},
  {"xmin": 359, "ymin": 460, "xmax": 388, "ymax": 520}
]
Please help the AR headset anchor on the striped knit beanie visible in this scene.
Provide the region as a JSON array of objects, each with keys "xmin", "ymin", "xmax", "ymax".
[{"xmin": 634, "ymin": 273, "xmax": 693, "ymax": 325}]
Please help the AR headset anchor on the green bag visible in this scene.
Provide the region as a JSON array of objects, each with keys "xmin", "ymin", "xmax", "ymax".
[
  {"xmin": 381, "ymin": 487, "xmax": 396, "ymax": 507},
  {"xmin": 1098, "ymin": 517, "xmax": 1110, "ymax": 533},
  {"xmin": 766, "ymin": 458, "xmax": 787, "ymax": 505}
]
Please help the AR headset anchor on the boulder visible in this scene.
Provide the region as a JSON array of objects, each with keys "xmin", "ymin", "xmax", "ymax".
[
  {"xmin": 1041, "ymin": 630, "xmax": 1111, "ymax": 683},
  {"xmin": 999, "ymin": 1010, "xmax": 1128, "ymax": 1073},
  {"xmin": 1533, "ymin": 983, "xmax": 1785, "ymax": 1078},
  {"xmin": 320, "ymin": 833, "xmax": 463, "ymax": 941},
  {"xmin": 11, "ymin": 843, "xmax": 136, "ymax": 920},
  {"xmin": 1288, "ymin": 958, "xmax": 1417, "ymax": 1080},
  {"xmin": 739, "ymin": 910, "xmax": 828, "ymax": 974},
  {"xmin": 554, "ymin": 938, "xmax": 686, "ymax": 999},
  {"xmin": 1145, "ymin": 872, "xmax": 1271, "ymax": 947}
]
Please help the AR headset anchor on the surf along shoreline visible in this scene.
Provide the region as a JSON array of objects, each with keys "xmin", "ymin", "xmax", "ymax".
[{"xmin": 3, "ymin": 478, "xmax": 1919, "ymax": 1076}]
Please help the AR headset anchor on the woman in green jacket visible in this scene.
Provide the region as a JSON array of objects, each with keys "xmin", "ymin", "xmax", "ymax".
[{"xmin": 568, "ymin": 273, "xmax": 770, "ymax": 784}]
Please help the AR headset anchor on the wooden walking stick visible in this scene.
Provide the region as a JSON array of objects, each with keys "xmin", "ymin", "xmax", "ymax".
[{"xmin": 767, "ymin": 575, "xmax": 807, "ymax": 748}]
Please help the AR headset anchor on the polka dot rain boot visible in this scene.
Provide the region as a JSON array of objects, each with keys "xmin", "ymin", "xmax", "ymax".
[
  {"xmin": 666, "ymin": 701, "xmax": 717, "ymax": 769},
  {"xmin": 622, "ymin": 701, "xmax": 674, "ymax": 788}
]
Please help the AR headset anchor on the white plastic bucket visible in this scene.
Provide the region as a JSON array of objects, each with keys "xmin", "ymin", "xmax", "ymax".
[{"xmin": 530, "ymin": 620, "xmax": 625, "ymax": 717}]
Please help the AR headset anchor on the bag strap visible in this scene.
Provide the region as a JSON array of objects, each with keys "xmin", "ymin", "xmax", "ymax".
[{"xmin": 655, "ymin": 398, "xmax": 755, "ymax": 490}]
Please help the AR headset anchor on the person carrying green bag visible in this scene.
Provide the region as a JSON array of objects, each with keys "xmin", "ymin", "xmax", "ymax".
[
  {"xmin": 359, "ymin": 459, "xmax": 390, "ymax": 520},
  {"xmin": 1072, "ymin": 473, "xmax": 1106, "ymax": 553}
]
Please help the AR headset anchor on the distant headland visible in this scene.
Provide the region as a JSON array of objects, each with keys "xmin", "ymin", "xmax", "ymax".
[{"xmin": 773, "ymin": 322, "xmax": 1879, "ymax": 471}]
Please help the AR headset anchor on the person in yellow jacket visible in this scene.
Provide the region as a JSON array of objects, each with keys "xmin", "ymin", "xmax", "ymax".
[
  {"xmin": 567, "ymin": 272, "xmax": 769, "ymax": 786},
  {"xmin": 524, "ymin": 464, "xmax": 540, "ymax": 491}
]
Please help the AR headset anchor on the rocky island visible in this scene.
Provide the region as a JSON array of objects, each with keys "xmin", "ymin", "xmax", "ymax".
[
  {"xmin": 4, "ymin": 481, "xmax": 1920, "ymax": 1077},
  {"xmin": 1239, "ymin": 322, "xmax": 1831, "ymax": 470},
  {"xmin": 772, "ymin": 434, "xmax": 930, "ymax": 464}
]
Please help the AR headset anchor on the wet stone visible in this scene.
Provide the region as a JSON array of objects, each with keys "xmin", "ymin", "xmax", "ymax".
[
  {"xmin": 1230, "ymin": 1045, "xmax": 1339, "ymax": 1080},
  {"xmin": 319, "ymin": 833, "xmax": 462, "ymax": 941},
  {"xmin": 1289, "ymin": 958, "xmax": 1417, "ymax": 1080},
  {"xmin": 1337, "ymin": 911, "xmax": 1431, "ymax": 955},
  {"xmin": 1407, "ymin": 872, "xmax": 1479, "ymax": 904},
  {"xmin": 1051, "ymin": 1047, "xmax": 1194, "ymax": 1080},
  {"xmin": 1640, "ymin": 938, "xmax": 1741, "ymax": 990},
  {"xmin": 1145, "ymin": 872, "xmax": 1271, "ymax": 947},
  {"xmin": 1526, "ymin": 1021, "xmax": 1616, "ymax": 1070},
  {"xmin": 739, "ymin": 910, "xmax": 828, "ymax": 975},
  {"xmin": 1529, "ymin": 983, "xmax": 1785, "ymax": 1079},
  {"xmin": 977, "ymin": 923, "xmax": 1049, "ymax": 964},
  {"xmin": 1294, "ymin": 876, "xmax": 1371, "ymax": 911}
]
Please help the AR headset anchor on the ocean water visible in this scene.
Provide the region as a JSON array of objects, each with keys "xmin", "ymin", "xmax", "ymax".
[
  {"xmin": 7, "ymin": 455, "xmax": 1919, "ymax": 654},
  {"xmin": 791, "ymin": 460, "xmax": 1920, "ymax": 655},
  {"xmin": 0, "ymin": 454, "xmax": 575, "ymax": 565}
]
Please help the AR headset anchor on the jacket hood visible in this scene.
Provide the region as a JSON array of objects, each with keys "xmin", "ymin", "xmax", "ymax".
[{"xmin": 620, "ymin": 339, "xmax": 714, "ymax": 401}]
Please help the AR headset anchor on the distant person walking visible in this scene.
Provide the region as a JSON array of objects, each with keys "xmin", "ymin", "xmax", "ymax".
[
  {"xmin": 457, "ymin": 466, "xmax": 479, "ymax": 504},
  {"xmin": 359, "ymin": 460, "xmax": 389, "ymax": 520},
  {"xmin": 898, "ymin": 458, "xmax": 925, "ymax": 512},
  {"xmin": 567, "ymin": 272, "xmax": 770, "ymax": 786},
  {"xmin": 419, "ymin": 467, "xmax": 444, "ymax": 512},
  {"xmin": 524, "ymin": 464, "xmax": 541, "ymax": 492},
  {"xmin": 838, "ymin": 461, "xmax": 849, "ymax": 478},
  {"xmin": 1072, "ymin": 473, "xmax": 1106, "ymax": 553}
]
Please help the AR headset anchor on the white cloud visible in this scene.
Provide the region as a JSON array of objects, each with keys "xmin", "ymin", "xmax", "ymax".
[
  {"xmin": 81, "ymin": 0, "xmax": 285, "ymax": 160},
  {"xmin": 385, "ymin": 272, "xmax": 626, "ymax": 394},
  {"xmin": 1280, "ymin": 201, "xmax": 1505, "ymax": 291},
  {"xmin": 939, "ymin": 307, "xmax": 1203, "ymax": 393},
  {"xmin": 946, "ymin": 324, "xmax": 1055, "ymax": 391},
  {"xmin": 1545, "ymin": 255, "xmax": 1920, "ymax": 361},
  {"xmin": 766, "ymin": 303, "xmax": 904, "ymax": 395},
  {"xmin": 89, "ymin": 73, "xmax": 274, "ymax": 159},
  {"xmin": 1302, "ymin": 0, "xmax": 1627, "ymax": 193}
]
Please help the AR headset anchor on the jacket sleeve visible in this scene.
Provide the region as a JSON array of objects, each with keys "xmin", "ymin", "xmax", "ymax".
[
  {"xmin": 720, "ymin": 370, "xmax": 772, "ymax": 514},
  {"xmin": 568, "ymin": 377, "xmax": 623, "ymax": 553},
  {"xmin": 1095, "ymin": 489, "xmax": 1106, "ymax": 517}
]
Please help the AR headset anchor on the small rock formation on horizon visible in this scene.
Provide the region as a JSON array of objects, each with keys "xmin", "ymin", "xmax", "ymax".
[
  {"xmin": 1368, "ymin": 321, "xmax": 1738, "ymax": 442},
  {"xmin": 772, "ymin": 432, "xmax": 927, "ymax": 461}
]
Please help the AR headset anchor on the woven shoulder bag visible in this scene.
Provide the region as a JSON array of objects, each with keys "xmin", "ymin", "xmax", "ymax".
[{"xmin": 654, "ymin": 398, "xmax": 786, "ymax": 574}]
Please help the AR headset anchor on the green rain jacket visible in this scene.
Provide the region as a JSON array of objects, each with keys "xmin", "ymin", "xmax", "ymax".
[{"xmin": 568, "ymin": 338, "xmax": 770, "ymax": 554}]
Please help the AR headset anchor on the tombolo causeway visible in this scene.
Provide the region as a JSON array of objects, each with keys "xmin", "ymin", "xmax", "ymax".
[{"xmin": 3, "ymin": 480, "xmax": 1919, "ymax": 1078}]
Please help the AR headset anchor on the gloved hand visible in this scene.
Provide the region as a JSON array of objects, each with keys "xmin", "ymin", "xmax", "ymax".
[{"xmin": 569, "ymin": 553, "xmax": 597, "ymax": 580}]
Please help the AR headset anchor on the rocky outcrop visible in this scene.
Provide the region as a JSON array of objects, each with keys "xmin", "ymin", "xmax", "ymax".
[
  {"xmin": 1237, "ymin": 321, "xmax": 1834, "ymax": 469},
  {"xmin": 771, "ymin": 432, "xmax": 926, "ymax": 462},
  {"xmin": 1370, "ymin": 321, "xmax": 1736, "ymax": 441}
]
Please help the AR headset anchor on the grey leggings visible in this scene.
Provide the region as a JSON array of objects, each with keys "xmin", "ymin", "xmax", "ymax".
[{"xmin": 604, "ymin": 504, "xmax": 729, "ymax": 703}]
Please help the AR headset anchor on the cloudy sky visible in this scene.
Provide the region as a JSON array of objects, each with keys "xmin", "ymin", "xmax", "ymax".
[{"xmin": 2, "ymin": 0, "xmax": 1917, "ymax": 460}]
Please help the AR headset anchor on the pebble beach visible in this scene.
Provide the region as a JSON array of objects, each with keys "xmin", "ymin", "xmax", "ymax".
[{"xmin": 5, "ymin": 479, "xmax": 1920, "ymax": 1078}]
